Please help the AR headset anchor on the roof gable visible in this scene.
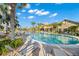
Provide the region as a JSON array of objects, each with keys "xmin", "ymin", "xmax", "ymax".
[{"xmin": 64, "ymin": 19, "xmax": 79, "ymax": 25}]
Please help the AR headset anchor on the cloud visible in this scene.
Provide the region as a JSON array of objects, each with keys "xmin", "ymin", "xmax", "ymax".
[
  {"xmin": 36, "ymin": 10, "xmax": 49, "ymax": 16},
  {"xmin": 25, "ymin": 3, "xmax": 31, "ymax": 9},
  {"xmin": 16, "ymin": 12, "xmax": 21, "ymax": 15},
  {"xmin": 22, "ymin": 9, "xmax": 26, "ymax": 12},
  {"xmin": 27, "ymin": 16, "xmax": 34, "ymax": 19},
  {"xmin": 28, "ymin": 9, "xmax": 50, "ymax": 16},
  {"xmin": 36, "ymin": 10, "xmax": 50, "ymax": 16},
  {"xmin": 28, "ymin": 9, "xmax": 38, "ymax": 13},
  {"xmin": 49, "ymin": 13, "xmax": 58, "ymax": 17},
  {"xmin": 28, "ymin": 10, "xmax": 33, "ymax": 13}
]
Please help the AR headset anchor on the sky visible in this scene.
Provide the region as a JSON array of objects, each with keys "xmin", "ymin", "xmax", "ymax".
[{"xmin": 16, "ymin": 3, "xmax": 79, "ymax": 28}]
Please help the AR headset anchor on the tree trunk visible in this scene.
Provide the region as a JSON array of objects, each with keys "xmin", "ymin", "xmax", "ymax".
[{"xmin": 9, "ymin": 3, "xmax": 16, "ymax": 40}]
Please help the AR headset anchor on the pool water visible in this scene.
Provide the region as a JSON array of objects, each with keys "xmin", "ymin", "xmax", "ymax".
[{"xmin": 31, "ymin": 33, "xmax": 79, "ymax": 44}]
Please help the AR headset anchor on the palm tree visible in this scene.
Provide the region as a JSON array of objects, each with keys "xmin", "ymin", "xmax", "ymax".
[
  {"xmin": 31, "ymin": 21, "xmax": 36, "ymax": 32},
  {"xmin": 0, "ymin": 4, "xmax": 10, "ymax": 33},
  {"xmin": 0, "ymin": 3, "xmax": 27, "ymax": 40},
  {"xmin": 37, "ymin": 23, "xmax": 43, "ymax": 31},
  {"xmin": 9, "ymin": 3, "xmax": 28, "ymax": 40}
]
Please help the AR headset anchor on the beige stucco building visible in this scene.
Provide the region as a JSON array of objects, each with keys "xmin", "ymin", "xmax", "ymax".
[
  {"xmin": 60, "ymin": 20, "xmax": 79, "ymax": 32},
  {"xmin": 38, "ymin": 19, "xmax": 79, "ymax": 32}
]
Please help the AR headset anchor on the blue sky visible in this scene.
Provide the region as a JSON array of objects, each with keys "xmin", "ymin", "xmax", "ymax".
[{"xmin": 16, "ymin": 3, "xmax": 79, "ymax": 28}]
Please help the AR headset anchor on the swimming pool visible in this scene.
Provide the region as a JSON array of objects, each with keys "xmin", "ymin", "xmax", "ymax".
[{"xmin": 31, "ymin": 33, "xmax": 79, "ymax": 44}]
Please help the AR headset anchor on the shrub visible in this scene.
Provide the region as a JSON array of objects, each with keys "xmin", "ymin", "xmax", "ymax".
[
  {"xmin": 0, "ymin": 37, "xmax": 11, "ymax": 55},
  {"xmin": 0, "ymin": 37, "xmax": 11, "ymax": 45},
  {"xmin": 0, "ymin": 37, "xmax": 23, "ymax": 55},
  {"xmin": 10, "ymin": 38, "xmax": 23, "ymax": 48},
  {"xmin": 0, "ymin": 46, "xmax": 8, "ymax": 55}
]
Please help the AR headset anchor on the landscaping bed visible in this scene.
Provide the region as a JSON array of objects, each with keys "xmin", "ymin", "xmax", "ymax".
[{"xmin": 0, "ymin": 36, "xmax": 24, "ymax": 56}]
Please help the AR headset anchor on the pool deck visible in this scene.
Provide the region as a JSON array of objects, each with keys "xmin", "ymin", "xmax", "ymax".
[
  {"xmin": 7, "ymin": 34, "xmax": 79, "ymax": 56},
  {"xmin": 9, "ymin": 39, "xmax": 79, "ymax": 56}
]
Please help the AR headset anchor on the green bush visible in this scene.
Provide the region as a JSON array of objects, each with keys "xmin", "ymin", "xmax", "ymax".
[
  {"xmin": 0, "ymin": 37, "xmax": 11, "ymax": 45},
  {"xmin": 10, "ymin": 38, "xmax": 23, "ymax": 48},
  {"xmin": 0, "ymin": 37, "xmax": 11, "ymax": 55},
  {"xmin": 0, "ymin": 37, "xmax": 23, "ymax": 55},
  {"xmin": 0, "ymin": 46, "xmax": 8, "ymax": 55}
]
